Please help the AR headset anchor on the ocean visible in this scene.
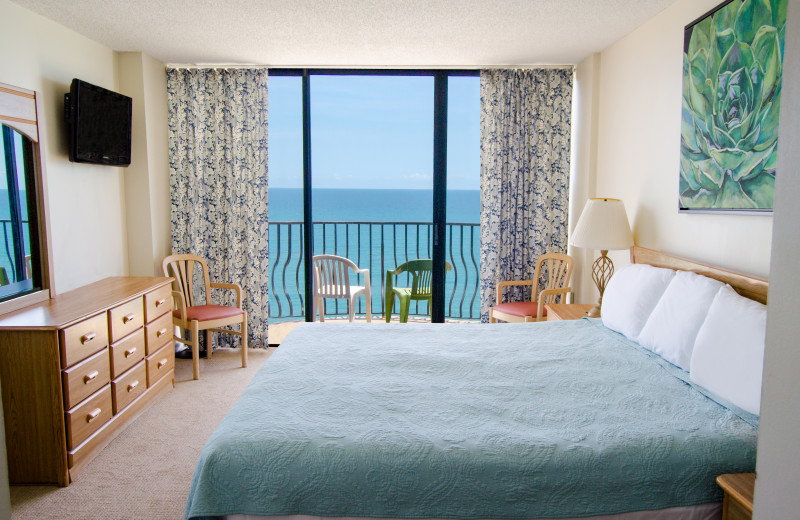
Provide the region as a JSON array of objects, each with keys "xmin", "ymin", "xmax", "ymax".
[
  {"xmin": 268, "ymin": 188, "xmax": 481, "ymax": 322},
  {"xmin": 268, "ymin": 188, "xmax": 479, "ymax": 223}
]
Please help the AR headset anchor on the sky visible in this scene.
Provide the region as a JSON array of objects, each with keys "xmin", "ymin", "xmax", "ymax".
[{"xmin": 267, "ymin": 74, "xmax": 480, "ymax": 191}]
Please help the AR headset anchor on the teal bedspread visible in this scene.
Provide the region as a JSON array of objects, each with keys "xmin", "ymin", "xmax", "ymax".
[{"xmin": 185, "ymin": 320, "xmax": 757, "ymax": 520}]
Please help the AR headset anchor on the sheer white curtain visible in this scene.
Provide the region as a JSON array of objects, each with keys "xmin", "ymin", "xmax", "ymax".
[
  {"xmin": 479, "ymin": 68, "xmax": 574, "ymax": 322},
  {"xmin": 166, "ymin": 67, "xmax": 269, "ymax": 347}
]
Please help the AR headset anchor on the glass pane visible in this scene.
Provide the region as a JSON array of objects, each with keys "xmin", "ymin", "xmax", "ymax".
[
  {"xmin": 445, "ymin": 76, "xmax": 480, "ymax": 320},
  {"xmin": 0, "ymin": 125, "xmax": 39, "ymax": 301},
  {"xmin": 310, "ymin": 75, "xmax": 433, "ymax": 321},
  {"xmin": 267, "ymin": 76, "xmax": 305, "ymax": 323}
]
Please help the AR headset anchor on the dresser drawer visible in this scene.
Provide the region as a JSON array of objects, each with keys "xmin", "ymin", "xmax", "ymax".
[
  {"xmin": 60, "ymin": 313, "xmax": 109, "ymax": 369},
  {"xmin": 112, "ymin": 361, "xmax": 146, "ymax": 414},
  {"xmin": 62, "ymin": 348, "xmax": 110, "ymax": 410},
  {"xmin": 145, "ymin": 284, "xmax": 172, "ymax": 323},
  {"xmin": 109, "ymin": 328, "xmax": 145, "ymax": 378},
  {"xmin": 146, "ymin": 343, "xmax": 174, "ymax": 387},
  {"xmin": 145, "ymin": 312, "xmax": 173, "ymax": 355},
  {"xmin": 109, "ymin": 297, "xmax": 144, "ymax": 343},
  {"xmin": 65, "ymin": 385, "xmax": 112, "ymax": 450}
]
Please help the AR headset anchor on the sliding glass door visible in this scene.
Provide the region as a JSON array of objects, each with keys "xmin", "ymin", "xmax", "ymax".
[
  {"xmin": 309, "ymin": 74, "xmax": 433, "ymax": 322},
  {"xmin": 268, "ymin": 69, "xmax": 479, "ymax": 323},
  {"xmin": 445, "ymin": 76, "xmax": 480, "ymax": 320}
]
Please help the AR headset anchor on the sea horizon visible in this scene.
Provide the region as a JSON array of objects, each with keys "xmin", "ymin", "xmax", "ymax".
[{"xmin": 269, "ymin": 187, "xmax": 480, "ymax": 224}]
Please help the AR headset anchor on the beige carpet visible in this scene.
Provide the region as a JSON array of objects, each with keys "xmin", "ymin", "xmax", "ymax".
[{"xmin": 11, "ymin": 347, "xmax": 274, "ymax": 520}]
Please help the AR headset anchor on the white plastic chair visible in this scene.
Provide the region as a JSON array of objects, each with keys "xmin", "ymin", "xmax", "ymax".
[{"xmin": 312, "ymin": 255, "xmax": 372, "ymax": 322}]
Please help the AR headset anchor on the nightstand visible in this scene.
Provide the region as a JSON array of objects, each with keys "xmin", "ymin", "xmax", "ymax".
[
  {"xmin": 544, "ymin": 304, "xmax": 594, "ymax": 321},
  {"xmin": 717, "ymin": 473, "xmax": 754, "ymax": 520}
]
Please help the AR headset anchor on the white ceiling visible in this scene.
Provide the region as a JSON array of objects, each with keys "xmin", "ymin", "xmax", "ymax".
[{"xmin": 12, "ymin": 0, "xmax": 678, "ymax": 67}]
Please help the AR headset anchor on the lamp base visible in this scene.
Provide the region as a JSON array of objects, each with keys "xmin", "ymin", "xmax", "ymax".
[{"xmin": 590, "ymin": 250, "xmax": 614, "ymax": 318}]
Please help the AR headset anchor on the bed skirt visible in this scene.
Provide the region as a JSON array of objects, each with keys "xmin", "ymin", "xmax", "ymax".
[{"xmin": 227, "ymin": 503, "xmax": 722, "ymax": 520}]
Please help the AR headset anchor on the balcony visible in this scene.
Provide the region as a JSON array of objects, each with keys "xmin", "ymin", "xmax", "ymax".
[{"xmin": 269, "ymin": 221, "xmax": 480, "ymax": 324}]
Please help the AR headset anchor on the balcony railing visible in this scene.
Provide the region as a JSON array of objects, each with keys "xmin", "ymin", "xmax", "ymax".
[
  {"xmin": 0, "ymin": 218, "xmax": 29, "ymax": 284},
  {"xmin": 269, "ymin": 221, "xmax": 480, "ymax": 322}
]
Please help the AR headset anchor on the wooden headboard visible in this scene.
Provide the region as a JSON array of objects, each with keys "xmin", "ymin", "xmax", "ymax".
[{"xmin": 631, "ymin": 246, "xmax": 768, "ymax": 305}]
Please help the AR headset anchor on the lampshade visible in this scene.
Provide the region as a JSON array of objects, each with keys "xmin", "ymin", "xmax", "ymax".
[{"xmin": 570, "ymin": 198, "xmax": 633, "ymax": 250}]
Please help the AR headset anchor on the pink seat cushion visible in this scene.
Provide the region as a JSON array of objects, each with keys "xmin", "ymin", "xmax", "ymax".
[
  {"xmin": 493, "ymin": 301, "xmax": 546, "ymax": 318},
  {"xmin": 174, "ymin": 304, "xmax": 244, "ymax": 322}
]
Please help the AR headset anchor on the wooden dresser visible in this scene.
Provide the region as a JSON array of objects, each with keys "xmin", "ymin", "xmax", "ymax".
[{"xmin": 0, "ymin": 276, "xmax": 175, "ymax": 485}]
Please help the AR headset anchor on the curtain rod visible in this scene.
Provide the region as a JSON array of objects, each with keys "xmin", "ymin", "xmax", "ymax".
[{"xmin": 166, "ymin": 63, "xmax": 575, "ymax": 71}]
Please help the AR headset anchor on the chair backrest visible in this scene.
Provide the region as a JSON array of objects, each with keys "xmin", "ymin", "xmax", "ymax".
[
  {"xmin": 313, "ymin": 255, "xmax": 358, "ymax": 298},
  {"xmin": 392, "ymin": 259, "xmax": 452, "ymax": 298},
  {"xmin": 162, "ymin": 254, "xmax": 212, "ymax": 307},
  {"xmin": 532, "ymin": 253, "xmax": 574, "ymax": 304}
]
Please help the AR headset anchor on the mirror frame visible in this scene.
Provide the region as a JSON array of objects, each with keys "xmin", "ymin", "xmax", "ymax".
[{"xmin": 0, "ymin": 82, "xmax": 55, "ymax": 313}]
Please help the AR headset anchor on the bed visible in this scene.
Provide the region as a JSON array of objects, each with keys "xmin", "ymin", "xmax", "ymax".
[{"xmin": 184, "ymin": 247, "xmax": 767, "ymax": 520}]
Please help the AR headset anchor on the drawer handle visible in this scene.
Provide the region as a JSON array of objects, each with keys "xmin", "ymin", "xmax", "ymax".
[
  {"xmin": 156, "ymin": 328, "xmax": 168, "ymax": 338},
  {"xmin": 157, "ymin": 358, "xmax": 168, "ymax": 369},
  {"xmin": 80, "ymin": 332, "xmax": 97, "ymax": 344},
  {"xmin": 87, "ymin": 408, "xmax": 102, "ymax": 422},
  {"xmin": 122, "ymin": 313, "xmax": 136, "ymax": 324},
  {"xmin": 127, "ymin": 380, "xmax": 139, "ymax": 392},
  {"xmin": 124, "ymin": 347, "xmax": 137, "ymax": 358},
  {"xmin": 83, "ymin": 370, "xmax": 99, "ymax": 384},
  {"xmin": 155, "ymin": 298, "xmax": 167, "ymax": 307}
]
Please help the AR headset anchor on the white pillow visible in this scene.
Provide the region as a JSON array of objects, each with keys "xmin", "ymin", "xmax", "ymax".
[
  {"xmin": 637, "ymin": 271, "xmax": 725, "ymax": 370},
  {"xmin": 690, "ymin": 285, "xmax": 767, "ymax": 415},
  {"xmin": 601, "ymin": 264, "xmax": 675, "ymax": 340}
]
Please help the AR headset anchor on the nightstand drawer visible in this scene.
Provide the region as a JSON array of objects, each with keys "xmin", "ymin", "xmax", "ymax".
[
  {"xmin": 109, "ymin": 297, "xmax": 144, "ymax": 343},
  {"xmin": 60, "ymin": 313, "xmax": 109, "ymax": 369},
  {"xmin": 62, "ymin": 348, "xmax": 110, "ymax": 410},
  {"xmin": 109, "ymin": 328, "xmax": 145, "ymax": 378}
]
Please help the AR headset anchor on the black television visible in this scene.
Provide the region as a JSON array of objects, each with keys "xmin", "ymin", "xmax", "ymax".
[{"xmin": 64, "ymin": 79, "xmax": 132, "ymax": 166}]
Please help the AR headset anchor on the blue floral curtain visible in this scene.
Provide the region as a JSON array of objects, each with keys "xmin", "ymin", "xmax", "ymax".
[
  {"xmin": 166, "ymin": 67, "xmax": 269, "ymax": 347},
  {"xmin": 479, "ymin": 69, "xmax": 573, "ymax": 322}
]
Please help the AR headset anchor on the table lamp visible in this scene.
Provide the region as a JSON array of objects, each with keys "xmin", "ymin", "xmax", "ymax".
[{"xmin": 570, "ymin": 198, "xmax": 634, "ymax": 318}]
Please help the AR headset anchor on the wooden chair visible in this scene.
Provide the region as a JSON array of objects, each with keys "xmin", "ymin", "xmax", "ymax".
[
  {"xmin": 385, "ymin": 259, "xmax": 451, "ymax": 323},
  {"xmin": 162, "ymin": 254, "xmax": 247, "ymax": 380},
  {"xmin": 312, "ymin": 254, "xmax": 372, "ymax": 322},
  {"xmin": 490, "ymin": 253, "xmax": 574, "ymax": 323}
]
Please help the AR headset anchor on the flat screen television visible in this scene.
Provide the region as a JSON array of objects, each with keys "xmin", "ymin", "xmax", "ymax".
[{"xmin": 65, "ymin": 79, "xmax": 132, "ymax": 166}]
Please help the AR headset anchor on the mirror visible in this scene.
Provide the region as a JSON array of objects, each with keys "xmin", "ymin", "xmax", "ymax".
[{"xmin": 0, "ymin": 124, "xmax": 41, "ymax": 300}]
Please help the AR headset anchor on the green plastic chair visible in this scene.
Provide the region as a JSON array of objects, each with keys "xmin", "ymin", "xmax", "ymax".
[{"xmin": 385, "ymin": 259, "xmax": 452, "ymax": 323}]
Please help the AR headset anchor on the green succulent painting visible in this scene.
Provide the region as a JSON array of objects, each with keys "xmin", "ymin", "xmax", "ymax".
[{"xmin": 680, "ymin": 0, "xmax": 787, "ymax": 211}]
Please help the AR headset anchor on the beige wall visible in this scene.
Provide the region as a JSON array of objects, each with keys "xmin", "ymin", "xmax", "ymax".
[
  {"xmin": 0, "ymin": 0, "xmax": 130, "ymax": 294},
  {"xmin": 569, "ymin": 54, "xmax": 601, "ymax": 304},
  {"xmin": 590, "ymin": 0, "xmax": 773, "ymax": 277},
  {"xmin": 754, "ymin": 0, "xmax": 800, "ymax": 515},
  {"xmin": 118, "ymin": 52, "xmax": 171, "ymax": 277},
  {"xmin": 141, "ymin": 54, "xmax": 172, "ymax": 276}
]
